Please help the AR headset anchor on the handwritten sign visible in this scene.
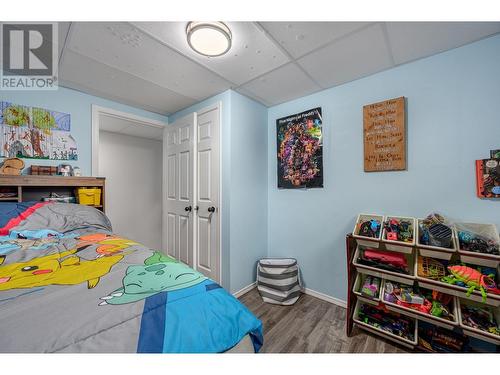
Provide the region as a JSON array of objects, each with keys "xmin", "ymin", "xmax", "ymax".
[{"xmin": 363, "ymin": 97, "xmax": 406, "ymax": 172}]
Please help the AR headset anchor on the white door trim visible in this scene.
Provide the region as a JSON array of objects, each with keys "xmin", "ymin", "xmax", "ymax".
[
  {"xmin": 194, "ymin": 101, "xmax": 222, "ymax": 285},
  {"xmin": 91, "ymin": 105, "xmax": 167, "ymax": 177}
]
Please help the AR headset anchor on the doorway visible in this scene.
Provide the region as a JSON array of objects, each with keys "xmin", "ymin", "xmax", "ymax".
[{"xmin": 91, "ymin": 105, "xmax": 166, "ymax": 249}]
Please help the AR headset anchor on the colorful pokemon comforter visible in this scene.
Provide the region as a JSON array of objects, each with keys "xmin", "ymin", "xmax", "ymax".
[{"xmin": 0, "ymin": 202, "xmax": 263, "ymax": 353}]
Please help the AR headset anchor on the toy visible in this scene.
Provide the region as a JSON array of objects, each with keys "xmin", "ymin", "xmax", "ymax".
[
  {"xmin": 422, "ymin": 212, "xmax": 446, "ymax": 227},
  {"xmin": 383, "ymin": 218, "xmax": 413, "ymax": 243},
  {"xmin": 430, "ymin": 301, "xmax": 449, "ymax": 318},
  {"xmin": 0, "ymin": 157, "xmax": 24, "ymax": 175},
  {"xmin": 358, "ymin": 303, "xmax": 415, "ymax": 340},
  {"xmin": 387, "ymin": 232, "xmax": 398, "ymax": 241},
  {"xmin": 384, "ymin": 281, "xmax": 453, "ymax": 319},
  {"xmin": 442, "ymin": 265, "xmax": 500, "ymax": 301},
  {"xmin": 358, "ymin": 219, "xmax": 381, "ymax": 238},
  {"xmin": 460, "ymin": 305, "xmax": 500, "ymax": 336},
  {"xmin": 419, "ymin": 212, "xmax": 453, "ymax": 248},
  {"xmin": 363, "ymin": 249, "xmax": 408, "ymax": 271},
  {"xmin": 432, "ymin": 290, "xmax": 453, "ymax": 305},
  {"xmin": 361, "ymin": 275, "xmax": 380, "ymax": 298},
  {"xmin": 419, "ymin": 325, "xmax": 467, "ymax": 352},
  {"xmin": 417, "ymin": 256, "xmax": 446, "ymax": 280},
  {"xmin": 458, "ymin": 230, "xmax": 499, "ymax": 256},
  {"xmin": 428, "ymin": 223, "xmax": 453, "ymax": 248},
  {"xmin": 398, "ymin": 286, "xmax": 425, "ymax": 305}
]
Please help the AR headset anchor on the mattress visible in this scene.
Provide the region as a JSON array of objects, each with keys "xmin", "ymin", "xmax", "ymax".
[{"xmin": 0, "ymin": 202, "xmax": 263, "ymax": 353}]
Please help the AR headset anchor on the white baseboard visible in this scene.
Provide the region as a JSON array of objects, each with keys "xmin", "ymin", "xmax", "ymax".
[
  {"xmin": 302, "ymin": 287, "xmax": 347, "ymax": 309},
  {"xmin": 233, "ymin": 282, "xmax": 347, "ymax": 309},
  {"xmin": 232, "ymin": 282, "xmax": 257, "ymax": 298}
]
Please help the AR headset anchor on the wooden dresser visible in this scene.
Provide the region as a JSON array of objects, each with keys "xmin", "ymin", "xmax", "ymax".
[{"xmin": 0, "ymin": 175, "xmax": 106, "ymax": 212}]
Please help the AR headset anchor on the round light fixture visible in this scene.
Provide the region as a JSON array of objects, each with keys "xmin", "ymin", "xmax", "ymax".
[{"xmin": 186, "ymin": 22, "xmax": 232, "ymax": 57}]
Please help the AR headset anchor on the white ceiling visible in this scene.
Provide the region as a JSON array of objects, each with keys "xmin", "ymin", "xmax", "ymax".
[
  {"xmin": 99, "ymin": 114, "xmax": 164, "ymax": 140},
  {"xmin": 56, "ymin": 22, "xmax": 500, "ymax": 115}
]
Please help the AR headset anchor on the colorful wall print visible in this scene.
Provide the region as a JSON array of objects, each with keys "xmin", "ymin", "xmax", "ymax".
[
  {"xmin": 276, "ymin": 107, "xmax": 323, "ymax": 189},
  {"xmin": 0, "ymin": 101, "xmax": 77, "ymax": 160}
]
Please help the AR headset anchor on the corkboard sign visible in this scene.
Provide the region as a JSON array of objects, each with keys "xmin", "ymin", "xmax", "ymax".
[{"xmin": 363, "ymin": 97, "xmax": 406, "ymax": 172}]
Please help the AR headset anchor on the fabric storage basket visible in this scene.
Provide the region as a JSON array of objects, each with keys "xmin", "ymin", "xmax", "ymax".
[{"xmin": 257, "ymin": 258, "xmax": 301, "ymax": 305}]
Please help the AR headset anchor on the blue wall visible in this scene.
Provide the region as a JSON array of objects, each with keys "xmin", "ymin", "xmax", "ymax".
[
  {"xmin": 267, "ymin": 34, "xmax": 500, "ymax": 302},
  {"xmin": 170, "ymin": 90, "xmax": 268, "ymax": 293},
  {"xmin": 0, "ymin": 86, "xmax": 167, "ymax": 175},
  {"xmin": 229, "ymin": 92, "xmax": 268, "ymax": 293}
]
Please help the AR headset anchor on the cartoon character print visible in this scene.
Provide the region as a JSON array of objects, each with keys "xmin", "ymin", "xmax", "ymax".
[
  {"xmin": 0, "ymin": 233, "xmax": 139, "ymax": 291},
  {"xmin": 76, "ymin": 233, "xmax": 139, "ymax": 257},
  {"xmin": 99, "ymin": 251, "xmax": 207, "ymax": 305},
  {"xmin": 0, "ymin": 230, "xmax": 63, "ymax": 257},
  {"xmin": 0, "ymin": 248, "xmax": 124, "ymax": 290},
  {"xmin": 0, "ymin": 238, "xmax": 57, "ymax": 257}
]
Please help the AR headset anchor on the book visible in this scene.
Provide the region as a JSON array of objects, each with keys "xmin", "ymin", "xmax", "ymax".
[{"xmin": 475, "ymin": 158, "xmax": 500, "ymax": 198}]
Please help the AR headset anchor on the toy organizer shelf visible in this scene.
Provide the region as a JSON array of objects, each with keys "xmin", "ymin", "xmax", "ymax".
[{"xmin": 346, "ymin": 227, "xmax": 500, "ymax": 352}]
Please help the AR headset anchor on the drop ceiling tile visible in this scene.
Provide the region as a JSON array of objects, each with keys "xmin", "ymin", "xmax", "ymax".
[
  {"xmin": 65, "ymin": 22, "xmax": 231, "ymax": 100},
  {"xmin": 240, "ymin": 63, "xmax": 321, "ymax": 106},
  {"xmin": 60, "ymin": 50, "xmax": 196, "ymax": 114},
  {"xmin": 132, "ymin": 22, "xmax": 290, "ymax": 85},
  {"xmin": 260, "ymin": 21, "xmax": 371, "ymax": 59},
  {"xmin": 386, "ymin": 22, "xmax": 500, "ymax": 65},
  {"xmin": 297, "ymin": 23, "xmax": 394, "ymax": 88},
  {"xmin": 234, "ymin": 86, "xmax": 273, "ymax": 107}
]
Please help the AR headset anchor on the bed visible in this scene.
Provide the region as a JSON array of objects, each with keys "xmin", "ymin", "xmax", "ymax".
[{"xmin": 0, "ymin": 201, "xmax": 263, "ymax": 353}]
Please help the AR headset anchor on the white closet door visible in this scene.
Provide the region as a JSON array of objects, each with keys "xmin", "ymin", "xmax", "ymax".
[
  {"xmin": 196, "ymin": 105, "xmax": 220, "ymax": 282},
  {"xmin": 163, "ymin": 113, "xmax": 195, "ymax": 267}
]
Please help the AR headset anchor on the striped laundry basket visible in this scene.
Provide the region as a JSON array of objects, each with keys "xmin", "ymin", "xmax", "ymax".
[{"xmin": 257, "ymin": 258, "xmax": 301, "ymax": 305}]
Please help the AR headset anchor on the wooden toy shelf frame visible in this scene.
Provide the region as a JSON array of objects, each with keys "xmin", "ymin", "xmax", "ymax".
[
  {"xmin": 345, "ymin": 233, "xmax": 500, "ymax": 352},
  {"xmin": 0, "ymin": 175, "xmax": 106, "ymax": 212}
]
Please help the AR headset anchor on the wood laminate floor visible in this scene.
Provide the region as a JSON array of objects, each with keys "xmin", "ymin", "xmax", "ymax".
[{"xmin": 239, "ymin": 288, "xmax": 407, "ymax": 353}]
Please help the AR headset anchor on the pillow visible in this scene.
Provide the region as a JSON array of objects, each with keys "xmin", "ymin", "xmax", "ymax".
[{"xmin": 0, "ymin": 202, "xmax": 112, "ymax": 235}]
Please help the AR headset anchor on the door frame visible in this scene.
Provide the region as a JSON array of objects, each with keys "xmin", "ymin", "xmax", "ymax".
[
  {"xmin": 163, "ymin": 101, "xmax": 222, "ymax": 284},
  {"xmin": 91, "ymin": 105, "xmax": 167, "ymax": 177}
]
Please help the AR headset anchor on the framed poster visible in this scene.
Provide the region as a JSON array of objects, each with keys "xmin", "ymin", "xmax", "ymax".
[
  {"xmin": 363, "ymin": 97, "xmax": 406, "ymax": 172},
  {"xmin": 276, "ymin": 107, "xmax": 323, "ymax": 189}
]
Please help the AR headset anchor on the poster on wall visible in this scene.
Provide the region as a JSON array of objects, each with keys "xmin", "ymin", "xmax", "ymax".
[
  {"xmin": 276, "ymin": 107, "xmax": 323, "ymax": 189},
  {"xmin": 0, "ymin": 101, "xmax": 77, "ymax": 160}
]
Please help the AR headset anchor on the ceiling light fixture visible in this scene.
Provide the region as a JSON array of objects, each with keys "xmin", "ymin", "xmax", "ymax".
[{"xmin": 186, "ymin": 22, "xmax": 232, "ymax": 57}]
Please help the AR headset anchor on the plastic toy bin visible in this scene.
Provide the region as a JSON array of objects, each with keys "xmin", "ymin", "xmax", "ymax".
[
  {"xmin": 416, "ymin": 218, "xmax": 457, "ymax": 261},
  {"xmin": 76, "ymin": 187, "xmax": 101, "ymax": 206},
  {"xmin": 455, "ymin": 222, "xmax": 500, "ymax": 268},
  {"xmin": 457, "ymin": 298, "xmax": 500, "ymax": 345},
  {"xmin": 353, "ymin": 245, "xmax": 416, "ymax": 284},
  {"xmin": 415, "ymin": 251, "xmax": 500, "ymax": 307},
  {"xmin": 353, "ymin": 213, "xmax": 384, "ymax": 248},
  {"xmin": 352, "ymin": 273, "xmax": 382, "ymax": 306},
  {"xmin": 381, "ymin": 279, "xmax": 459, "ymax": 330},
  {"xmin": 353, "ymin": 299, "xmax": 418, "ymax": 348},
  {"xmin": 382, "ymin": 216, "xmax": 416, "ymax": 254}
]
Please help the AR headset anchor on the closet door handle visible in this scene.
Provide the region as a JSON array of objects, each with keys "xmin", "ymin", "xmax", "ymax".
[
  {"xmin": 208, "ymin": 206, "xmax": 216, "ymax": 213},
  {"xmin": 184, "ymin": 206, "xmax": 192, "ymax": 212}
]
